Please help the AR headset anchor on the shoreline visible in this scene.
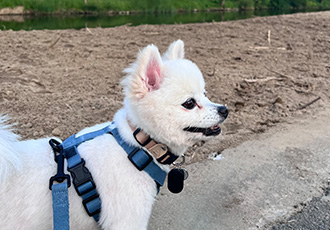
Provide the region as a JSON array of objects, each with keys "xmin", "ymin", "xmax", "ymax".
[
  {"xmin": 0, "ymin": 5, "xmax": 326, "ymax": 16},
  {"xmin": 0, "ymin": 6, "xmax": 241, "ymax": 16}
]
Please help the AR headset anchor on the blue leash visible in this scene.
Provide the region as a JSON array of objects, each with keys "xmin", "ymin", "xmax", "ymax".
[
  {"xmin": 49, "ymin": 137, "xmax": 71, "ymax": 230},
  {"xmin": 52, "ymin": 182, "xmax": 70, "ymax": 230}
]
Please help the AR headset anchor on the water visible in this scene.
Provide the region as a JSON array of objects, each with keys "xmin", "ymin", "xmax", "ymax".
[{"xmin": 0, "ymin": 8, "xmax": 326, "ymax": 31}]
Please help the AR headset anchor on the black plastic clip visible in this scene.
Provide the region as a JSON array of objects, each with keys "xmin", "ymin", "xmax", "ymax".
[
  {"xmin": 67, "ymin": 159, "xmax": 101, "ymax": 216},
  {"xmin": 49, "ymin": 139, "xmax": 71, "ymax": 190},
  {"xmin": 67, "ymin": 159, "xmax": 96, "ymax": 196}
]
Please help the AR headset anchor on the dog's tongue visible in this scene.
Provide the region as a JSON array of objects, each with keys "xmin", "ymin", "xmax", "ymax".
[{"xmin": 203, "ymin": 125, "xmax": 221, "ymax": 136}]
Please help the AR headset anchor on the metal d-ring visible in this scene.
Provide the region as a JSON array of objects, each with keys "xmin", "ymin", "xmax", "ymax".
[{"xmin": 173, "ymin": 154, "xmax": 185, "ymax": 167}]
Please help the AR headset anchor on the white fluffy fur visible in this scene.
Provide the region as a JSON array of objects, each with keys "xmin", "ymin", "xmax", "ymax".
[
  {"xmin": 162, "ymin": 39, "xmax": 185, "ymax": 60},
  {"xmin": 0, "ymin": 116, "xmax": 21, "ymax": 183},
  {"xmin": 0, "ymin": 40, "xmax": 226, "ymax": 229}
]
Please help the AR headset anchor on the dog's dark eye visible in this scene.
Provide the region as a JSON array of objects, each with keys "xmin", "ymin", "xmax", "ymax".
[{"xmin": 182, "ymin": 98, "xmax": 196, "ymax": 110}]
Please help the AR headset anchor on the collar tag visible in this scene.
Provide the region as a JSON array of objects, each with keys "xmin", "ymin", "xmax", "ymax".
[
  {"xmin": 167, "ymin": 168, "xmax": 185, "ymax": 193},
  {"xmin": 148, "ymin": 143, "xmax": 168, "ymax": 159}
]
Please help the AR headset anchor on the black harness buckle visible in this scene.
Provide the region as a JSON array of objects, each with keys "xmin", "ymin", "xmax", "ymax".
[
  {"xmin": 49, "ymin": 139, "xmax": 71, "ymax": 190},
  {"xmin": 67, "ymin": 158, "xmax": 101, "ymax": 216},
  {"xmin": 67, "ymin": 159, "xmax": 96, "ymax": 196}
]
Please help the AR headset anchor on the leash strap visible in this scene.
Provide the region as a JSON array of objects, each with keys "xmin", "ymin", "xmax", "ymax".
[
  {"xmin": 52, "ymin": 182, "xmax": 70, "ymax": 230},
  {"xmin": 49, "ymin": 139, "xmax": 71, "ymax": 230}
]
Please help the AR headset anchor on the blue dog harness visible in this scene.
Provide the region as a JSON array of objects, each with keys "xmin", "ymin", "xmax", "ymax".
[{"xmin": 49, "ymin": 123, "xmax": 179, "ymax": 229}]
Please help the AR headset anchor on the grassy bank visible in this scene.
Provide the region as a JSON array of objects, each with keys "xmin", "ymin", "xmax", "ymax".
[
  {"xmin": 2, "ymin": 0, "xmax": 219, "ymax": 13},
  {"xmin": 0, "ymin": 0, "xmax": 330, "ymax": 14}
]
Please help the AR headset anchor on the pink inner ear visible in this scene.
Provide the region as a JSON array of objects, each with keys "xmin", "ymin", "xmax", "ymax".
[{"xmin": 146, "ymin": 58, "xmax": 161, "ymax": 90}]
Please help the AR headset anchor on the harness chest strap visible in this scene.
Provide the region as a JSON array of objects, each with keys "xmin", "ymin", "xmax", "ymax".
[
  {"xmin": 49, "ymin": 123, "xmax": 179, "ymax": 228},
  {"xmin": 109, "ymin": 127, "xmax": 173, "ymax": 187}
]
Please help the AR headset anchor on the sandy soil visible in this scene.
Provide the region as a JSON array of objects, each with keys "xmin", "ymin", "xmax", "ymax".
[{"xmin": 0, "ymin": 11, "xmax": 329, "ymax": 164}]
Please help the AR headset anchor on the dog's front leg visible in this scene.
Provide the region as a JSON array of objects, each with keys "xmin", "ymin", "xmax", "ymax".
[
  {"xmin": 96, "ymin": 166, "xmax": 157, "ymax": 230},
  {"xmin": 100, "ymin": 187, "xmax": 156, "ymax": 230}
]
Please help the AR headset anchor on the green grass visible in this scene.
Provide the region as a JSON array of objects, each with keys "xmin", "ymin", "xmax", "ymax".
[{"xmin": 0, "ymin": 0, "xmax": 329, "ymax": 13}]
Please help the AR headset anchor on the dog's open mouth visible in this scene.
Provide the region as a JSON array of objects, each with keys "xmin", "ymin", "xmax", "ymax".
[{"xmin": 183, "ymin": 125, "xmax": 221, "ymax": 136}]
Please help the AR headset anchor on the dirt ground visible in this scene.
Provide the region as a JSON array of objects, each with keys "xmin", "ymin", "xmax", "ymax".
[{"xmin": 1, "ymin": 11, "xmax": 329, "ymax": 164}]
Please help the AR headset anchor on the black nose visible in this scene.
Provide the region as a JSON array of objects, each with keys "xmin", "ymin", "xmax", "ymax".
[{"xmin": 217, "ymin": 106, "xmax": 228, "ymax": 119}]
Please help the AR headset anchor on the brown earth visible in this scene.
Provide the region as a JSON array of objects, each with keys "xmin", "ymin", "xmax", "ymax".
[{"xmin": 0, "ymin": 11, "xmax": 329, "ymax": 164}]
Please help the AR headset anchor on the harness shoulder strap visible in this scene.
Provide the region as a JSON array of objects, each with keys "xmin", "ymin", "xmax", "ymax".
[
  {"xmin": 59, "ymin": 126, "xmax": 112, "ymax": 222},
  {"xmin": 109, "ymin": 127, "xmax": 167, "ymax": 187}
]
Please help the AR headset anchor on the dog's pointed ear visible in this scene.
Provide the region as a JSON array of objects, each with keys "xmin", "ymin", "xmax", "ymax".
[
  {"xmin": 138, "ymin": 44, "xmax": 163, "ymax": 91},
  {"xmin": 162, "ymin": 40, "xmax": 185, "ymax": 60},
  {"xmin": 123, "ymin": 44, "xmax": 163, "ymax": 98}
]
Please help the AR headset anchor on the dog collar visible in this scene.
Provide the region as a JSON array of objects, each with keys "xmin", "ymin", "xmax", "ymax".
[{"xmin": 128, "ymin": 121, "xmax": 179, "ymax": 165}]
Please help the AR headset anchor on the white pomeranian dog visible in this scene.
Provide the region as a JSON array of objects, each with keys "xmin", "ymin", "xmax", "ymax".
[{"xmin": 0, "ymin": 40, "xmax": 228, "ymax": 230}]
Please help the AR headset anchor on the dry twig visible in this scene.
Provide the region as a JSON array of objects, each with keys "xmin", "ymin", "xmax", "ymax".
[
  {"xmin": 249, "ymin": 46, "xmax": 286, "ymax": 50},
  {"xmin": 86, "ymin": 27, "xmax": 93, "ymax": 35},
  {"xmin": 244, "ymin": 77, "xmax": 283, "ymax": 83},
  {"xmin": 298, "ymin": 96, "xmax": 321, "ymax": 110},
  {"xmin": 264, "ymin": 66, "xmax": 293, "ymax": 80},
  {"xmin": 244, "ymin": 65, "xmax": 294, "ymax": 83},
  {"xmin": 49, "ymin": 33, "xmax": 62, "ymax": 49},
  {"xmin": 250, "ymin": 46, "xmax": 269, "ymax": 50}
]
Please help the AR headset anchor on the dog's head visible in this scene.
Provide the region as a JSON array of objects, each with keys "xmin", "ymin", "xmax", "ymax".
[{"xmin": 122, "ymin": 40, "xmax": 228, "ymax": 151}]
